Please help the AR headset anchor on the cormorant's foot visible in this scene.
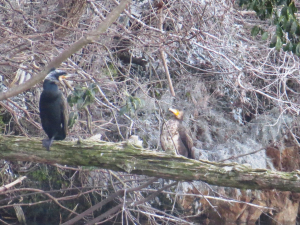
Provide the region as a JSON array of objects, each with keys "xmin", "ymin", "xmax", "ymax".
[
  {"xmin": 42, "ymin": 139, "xmax": 51, "ymax": 150},
  {"xmin": 42, "ymin": 137, "xmax": 54, "ymax": 151}
]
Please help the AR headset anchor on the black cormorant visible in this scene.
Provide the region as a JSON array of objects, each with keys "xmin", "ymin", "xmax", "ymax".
[
  {"xmin": 39, "ymin": 69, "xmax": 68, "ymax": 150},
  {"xmin": 160, "ymin": 108, "xmax": 194, "ymax": 158}
]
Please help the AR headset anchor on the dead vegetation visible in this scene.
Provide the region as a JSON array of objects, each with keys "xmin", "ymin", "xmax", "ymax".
[{"xmin": 1, "ymin": 0, "xmax": 300, "ymax": 224}]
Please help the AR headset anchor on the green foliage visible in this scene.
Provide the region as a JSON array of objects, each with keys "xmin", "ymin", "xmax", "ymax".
[
  {"xmin": 251, "ymin": 26, "xmax": 260, "ymax": 36},
  {"xmin": 262, "ymin": 31, "xmax": 269, "ymax": 40},
  {"xmin": 27, "ymin": 165, "xmax": 70, "ymax": 190},
  {"xmin": 102, "ymin": 63, "xmax": 118, "ymax": 78},
  {"xmin": 68, "ymin": 111, "xmax": 78, "ymax": 129},
  {"xmin": 68, "ymin": 83, "xmax": 98, "ymax": 110},
  {"xmin": 240, "ymin": 0, "xmax": 300, "ymax": 55},
  {"xmin": 120, "ymin": 92, "xmax": 145, "ymax": 116},
  {"xmin": 0, "ymin": 115, "xmax": 5, "ymax": 133},
  {"xmin": 154, "ymin": 89, "xmax": 162, "ymax": 99},
  {"xmin": 251, "ymin": 26, "xmax": 269, "ymax": 40},
  {"xmin": 240, "ymin": 0, "xmax": 274, "ymax": 20},
  {"xmin": 67, "ymin": 83, "xmax": 98, "ymax": 128}
]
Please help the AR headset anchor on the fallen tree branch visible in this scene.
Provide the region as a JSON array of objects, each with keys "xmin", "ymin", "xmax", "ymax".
[
  {"xmin": 0, "ymin": 176, "xmax": 27, "ymax": 192},
  {"xmin": 1, "ymin": 135, "xmax": 300, "ymax": 192}
]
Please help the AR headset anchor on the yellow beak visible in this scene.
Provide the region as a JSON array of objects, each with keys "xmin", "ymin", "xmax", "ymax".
[
  {"xmin": 169, "ymin": 108, "xmax": 180, "ymax": 117},
  {"xmin": 59, "ymin": 75, "xmax": 71, "ymax": 81}
]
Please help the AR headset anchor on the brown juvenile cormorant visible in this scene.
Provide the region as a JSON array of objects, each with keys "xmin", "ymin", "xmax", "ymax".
[
  {"xmin": 39, "ymin": 69, "xmax": 68, "ymax": 150},
  {"xmin": 160, "ymin": 108, "xmax": 194, "ymax": 158}
]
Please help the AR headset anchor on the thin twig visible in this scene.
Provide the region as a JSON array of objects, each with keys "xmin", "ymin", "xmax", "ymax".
[{"xmin": 0, "ymin": 176, "xmax": 27, "ymax": 192}]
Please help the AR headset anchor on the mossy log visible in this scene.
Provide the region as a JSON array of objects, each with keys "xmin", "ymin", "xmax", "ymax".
[{"xmin": 1, "ymin": 135, "xmax": 300, "ymax": 192}]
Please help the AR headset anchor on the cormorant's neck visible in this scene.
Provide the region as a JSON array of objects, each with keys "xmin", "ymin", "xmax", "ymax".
[
  {"xmin": 43, "ymin": 80, "xmax": 59, "ymax": 92},
  {"xmin": 42, "ymin": 80, "xmax": 61, "ymax": 101},
  {"xmin": 172, "ymin": 117, "xmax": 183, "ymax": 123}
]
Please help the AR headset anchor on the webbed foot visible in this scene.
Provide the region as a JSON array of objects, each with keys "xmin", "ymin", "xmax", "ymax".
[{"xmin": 42, "ymin": 137, "xmax": 54, "ymax": 151}]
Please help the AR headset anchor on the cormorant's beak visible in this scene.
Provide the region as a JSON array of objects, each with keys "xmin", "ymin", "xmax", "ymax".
[{"xmin": 58, "ymin": 74, "xmax": 72, "ymax": 81}]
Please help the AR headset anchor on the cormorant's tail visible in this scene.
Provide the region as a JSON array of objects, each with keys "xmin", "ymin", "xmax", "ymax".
[{"xmin": 54, "ymin": 130, "xmax": 66, "ymax": 140}]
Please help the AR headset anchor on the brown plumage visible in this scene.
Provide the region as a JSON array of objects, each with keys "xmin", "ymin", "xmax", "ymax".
[{"xmin": 160, "ymin": 108, "xmax": 194, "ymax": 158}]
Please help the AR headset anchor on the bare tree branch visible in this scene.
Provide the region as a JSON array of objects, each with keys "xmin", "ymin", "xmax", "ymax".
[
  {"xmin": 0, "ymin": 0, "xmax": 132, "ymax": 101},
  {"xmin": 62, "ymin": 177, "xmax": 158, "ymax": 225},
  {"xmin": 0, "ymin": 176, "xmax": 27, "ymax": 192},
  {"xmin": 84, "ymin": 180, "xmax": 178, "ymax": 225}
]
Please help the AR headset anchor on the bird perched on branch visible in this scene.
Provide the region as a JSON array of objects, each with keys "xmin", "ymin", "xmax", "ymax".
[
  {"xmin": 39, "ymin": 69, "xmax": 69, "ymax": 151},
  {"xmin": 160, "ymin": 108, "xmax": 194, "ymax": 159}
]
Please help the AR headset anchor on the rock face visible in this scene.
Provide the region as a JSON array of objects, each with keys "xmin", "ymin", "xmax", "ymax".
[
  {"xmin": 179, "ymin": 186, "xmax": 300, "ymax": 224},
  {"xmin": 175, "ymin": 105, "xmax": 300, "ymax": 224},
  {"xmin": 266, "ymin": 146, "xmax": 300, "ymax": 172}
]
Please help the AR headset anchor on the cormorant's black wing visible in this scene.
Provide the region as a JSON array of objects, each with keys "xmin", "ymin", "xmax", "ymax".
[{"xmin": 60, "ymin": 94, "xmax": 68, "ymax": 138}]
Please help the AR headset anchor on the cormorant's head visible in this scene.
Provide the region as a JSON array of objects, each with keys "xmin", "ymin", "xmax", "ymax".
[
  {"xmin": 45, "ymin": 68, "xmax": 67, "ymax": 84},
  {"xmin": 169, "ymin": 108, "xmax": 184, "ymax": 121}
]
